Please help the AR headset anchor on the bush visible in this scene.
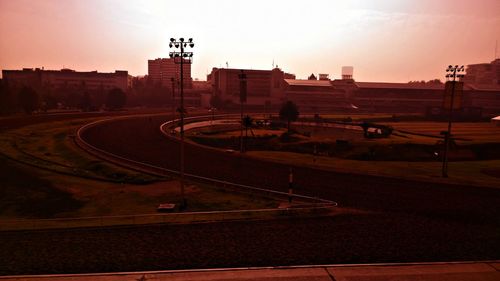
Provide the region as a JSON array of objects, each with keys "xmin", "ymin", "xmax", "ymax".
[
  {"xmin": 18, "ymin": 86, "xmax": 39, "ymax": 114},
  {"xmin": 279, "ymin": 131, "xmax": 299, "ymax": 143},
  {"xmin": 106, "ymin": 88, "xmax": 127, "ymax": 110}
]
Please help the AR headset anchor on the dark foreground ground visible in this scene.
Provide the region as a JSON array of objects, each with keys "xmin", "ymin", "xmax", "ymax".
[
  {"xmin": 1, "ymin": 113, "xmax": 500, "ymax": 275},
  {"xmin": 1, "ymin": 214, "xmax": 499, "ymax": 275}
]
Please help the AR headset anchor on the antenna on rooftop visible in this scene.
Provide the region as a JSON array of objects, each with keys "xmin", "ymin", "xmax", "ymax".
[{"xmin": 272, "ymin": 59, "xmax": 275, "ymax": 69}]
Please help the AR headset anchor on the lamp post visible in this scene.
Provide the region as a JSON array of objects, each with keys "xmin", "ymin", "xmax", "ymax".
[
  {"xmin": 238, "ymin": 70, "xmax": 247, "ymax": 153},
  {"xmin": 209, "ymin": 107, "xmax": 216, "ymax": 125},
  {"xmin": 442, "ymin": 65, "xmax": 464, "ymax": 178},
  {"xmin": 169, "ymin": 37, "xmax": 194, "ymax": 209},
  {"xmin": 170, "ymin": 77, "xmax": 176, "ymax": 122}
]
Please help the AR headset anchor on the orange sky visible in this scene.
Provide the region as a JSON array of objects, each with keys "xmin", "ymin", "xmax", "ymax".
[{"xmin": 0, "ymin": 0, "xmax": 499, "ymax": 82}]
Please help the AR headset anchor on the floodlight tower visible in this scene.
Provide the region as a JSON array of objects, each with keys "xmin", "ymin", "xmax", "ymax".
[
  {"xmin": 442, "ymin": 65, "xmax": 464, "ymax": 178},
  {"xmin": 169, "ymin": 37, "xmax": 194, "ymax": 208}
]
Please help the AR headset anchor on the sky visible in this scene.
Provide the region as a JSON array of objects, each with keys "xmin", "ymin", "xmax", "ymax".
[{"xmin": 0, "ymin": 0, "xmax": 499, "ymax": 82}]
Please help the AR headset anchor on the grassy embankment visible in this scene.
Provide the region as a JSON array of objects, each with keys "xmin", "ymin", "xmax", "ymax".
[
  {"xmin": 190, "ymin": 120, "xmax": 500, "ymax": 188},
  {"xmin": 0, "ymin": 118, "xmax": 277, "ymax": 220}
]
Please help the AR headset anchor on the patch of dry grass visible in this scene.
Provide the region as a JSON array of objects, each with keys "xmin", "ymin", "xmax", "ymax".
[{"xmin": 247, "ymin": 150, "xmax": 500, "ymax": 188}]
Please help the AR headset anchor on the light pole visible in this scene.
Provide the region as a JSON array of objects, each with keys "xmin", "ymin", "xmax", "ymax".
[
  {"xmin": 169, "ymin": 37, "xmax": 194, "ymax": 209},
  {"xmin": 170, "ymin": 77, "xmax": 176, "ymax": 122},
  {"xmin": 442, "ymin": 65, "xmax": 464, "ymax": 178},
  {"xmin": 238, "ymin": 70, "xmax": 247, "ymax": 153},
  {"xmin": 209, "ymin": 107, "xmax": 216, "ymax": 125}
]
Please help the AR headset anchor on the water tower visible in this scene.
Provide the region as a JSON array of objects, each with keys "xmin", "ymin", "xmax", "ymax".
[{"xmin": 342, "ymin": 66, "xmax": 354, "ymax": 80}]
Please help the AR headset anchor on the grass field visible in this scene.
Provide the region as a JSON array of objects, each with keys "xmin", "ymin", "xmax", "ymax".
[
  {"xmin": 184, "ymin": 117, "xmax": 500, "ymax": 188},
  {"xmin": 384, "ymin": 121, "xmax": 500, "ymax": 144},
  {"xmin": 0, "ymin": 159, "xmax": 276, "ymax": 220},
  {"xmin": 247, "ymin": 150, "xmax": 500, "ymax": 188},
  {"xmin": 0, "ymin": 118, "xmax": 277, "ymax": 220},
  {"xmin": 0, "ymin": 118, "xmax": 159, "ymax": 183}
]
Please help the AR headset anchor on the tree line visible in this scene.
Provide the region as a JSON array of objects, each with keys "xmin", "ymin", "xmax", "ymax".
[
  {"xmin": 0, "ymin": 75, "xmax": 189, "ymax": 115},
  {"xmin": 0, "ymin": 79, "xmax": 127, "ymax": 115}
]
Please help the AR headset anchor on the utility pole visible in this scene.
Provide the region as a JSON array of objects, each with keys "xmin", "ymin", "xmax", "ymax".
[
  {"xmin": 170, "ymin": 77, "xmax": 176, "ymax": 122},
  {"xmin": 442, "ymin": 65, "xmax": 464, "ymax": 178},
  {"xmin": 169, "ymin": 37, "xmax": 194, "ymax": 209},
  {"xmin": 239, "ymin": 70, "xmax": 247, "ymax": 153}
]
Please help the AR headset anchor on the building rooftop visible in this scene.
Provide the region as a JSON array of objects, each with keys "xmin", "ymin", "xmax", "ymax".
[
  {"xmin": 2, "ymin": 68, "xmax": 128, "ymax": 77},
  {"xmin": 285, "ymin": 79, "xmax": 332, "ymax": 87},
  {"xmin": 468, "ymin": 58, "xmax": 500, "ymax": 66},
  {"xmin": 213, "ymin": 68, "xmax": 275, "ymax": 73},
  {"xmin": 355, "ymin": 81, "xmax": 445, "ymax": 90}
]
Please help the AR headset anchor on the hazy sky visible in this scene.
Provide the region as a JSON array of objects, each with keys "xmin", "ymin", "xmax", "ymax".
[{"xmin": 1, "ymin": 0, "xmax": 499, "ymax": 82}]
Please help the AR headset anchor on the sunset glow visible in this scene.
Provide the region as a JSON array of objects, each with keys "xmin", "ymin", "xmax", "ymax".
[{"xmin": 1, "ymin": 0, "xmax": 499, "ymax": 81}]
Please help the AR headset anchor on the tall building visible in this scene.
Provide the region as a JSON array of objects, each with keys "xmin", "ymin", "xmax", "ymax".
[
  {"xmin": 463, "ymin": 59, "xmax": 500, "ymax": 89},
  {"xmin": 147, "ymin": 58, "xmax": 192, "ymax": 88}
]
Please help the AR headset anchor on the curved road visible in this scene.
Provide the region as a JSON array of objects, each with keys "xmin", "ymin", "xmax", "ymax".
[{"xmin": 1, "ymin": 113, "xmax": 500, "ymax": 275}]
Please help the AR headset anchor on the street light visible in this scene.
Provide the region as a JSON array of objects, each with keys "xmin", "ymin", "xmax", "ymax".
[
  {"xmin": 170, "ymin": 77, "xmax": 177, "ymax": 124},
  {"xmin": 238, "ymin": 70, "xmax": 247, "ymax": 153},
  {"xmin": 442, "ymin": 64, "xmax": 464, "ymax": 178},
  {"xmin": 209, "ymin": 107, "xmax": 216, "ymax": 125},
  {"xmin": 169, "ymin": 37, "xmax": 194, "ymax": 209}
]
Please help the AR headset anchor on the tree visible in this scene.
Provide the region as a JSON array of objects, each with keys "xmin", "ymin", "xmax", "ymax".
[
  {"xmin": 308, "ymin": 73, "xmax": 317, "ymax": 80},
  {"xmin": 279, "ymin": 101, "xmax": 299, "ymax": 132},
  {"xmin": 427, "ymin": 79, "xmax": 443, "ymax": 84},
  {"xmin": 0, "ymin": 80, "xmax": 14, "ymax": 115},
  {"xmin": 18, "ymin": 86, "xmax": 39, "ymax": 114},
  {"xmin": 243, "ymin": 115, "xmax": 253, "ymax": 137},
  {"xmin": 210, "ymin": 94, "xmax": 224, "ymax": 109},
  {"xmin": 105, "ymin": 88, "xmax": 126, "ymax": 110},
  {"xmin": 80, "ymin": 91, "xmax": 93, "ymax": 112},
  {"xmin": 242, "ymin": 115, "xmax": 254, "ymax": 151}
]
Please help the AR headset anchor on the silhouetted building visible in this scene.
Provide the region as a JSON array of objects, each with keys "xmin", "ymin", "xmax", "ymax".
[
  {"xmin": 463, "ymin": 59, "xmax": 500, "ymax": 89},
  {"xmin": 183, "ymin": 80, "xmax": 212, "ymax": 108},
  {"xmin": 330, "ymin": 80, "xmax": 500, "ymax": 115},
  {"xmin": 2, "ymin": 68, "xmax": 130, "ymax": 91},
  {"xmin": 318, "ymin": 74, "xmax": 330, "ymax": 81},
  {"xmin": 284, "ymin": 79, "xmax": 349, "ymax": 111},
  {"xmin": 148, "ymin": 58, "xmax": 192, "ymax": 88},
  {"xmin": 208, "ymin": 67, "xmax": 295, "ymax": 108},
  {"xmin": 348, "ymin": 82, "xmax": 444, "ymax": 113},
  {"xmin": 462, "ymin": 88, "xmax": 500, "ymax": 115}
]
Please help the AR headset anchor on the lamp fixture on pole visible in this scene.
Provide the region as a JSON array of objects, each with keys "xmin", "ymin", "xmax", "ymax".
[
  {"xmin": 442, "ymin": 65, "xmax": 464, "ymax": 178},
  {"xmin": 169, "ymin": 37, "xmax": 194, "ymax": 209}
]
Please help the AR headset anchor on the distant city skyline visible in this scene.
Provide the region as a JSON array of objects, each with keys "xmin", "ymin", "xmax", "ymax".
[{"xmin": 1, "ymin": 0, "xmax": 499, "ymax": 82}]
